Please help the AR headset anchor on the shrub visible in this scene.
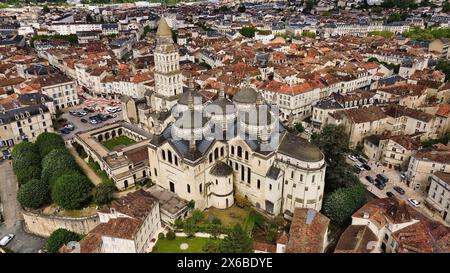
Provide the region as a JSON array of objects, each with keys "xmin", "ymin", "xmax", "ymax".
[
  {"xmin": 211, "ymin": 217, "xmax": 222, "ymax": 225},
  {"xmin": 51, "ymin": 172, "xmax": 94, "ymax": 210},
  {"xmin": 36, "ymin": 132, "xmax": 65, "ymax": 157},
  {"xmin": 174, "ymin": 217, "xmax": 184, "ymax": 229},
  {"xmin": 12, "ymin": 141, "xmax": 39, "ymax": 158},
  {"xmin": 17, "ymin": 179, "xmax": 50, "ymax": 209},
  {"xmin": 190, "ymin": 209, "xmax": 203, "ymax": 224},
  {"xmin": 46, "ymin": 228, "xmax": 81, "ymax": 253},
  {"xmin": 235, "ymin": 195, "xmax": 251, "ymax": 208},
  {"xmin": 166, "ymin": 230, "xmax": 176, "ymax": 240},
  {"xmin": 73, "ymin": 142, "xmax": 88, "ymax": 159},
  {"xmin": 202, "ymin": 240, "xmax": 220, "ymax": 253},
  {"xmin": 158, "ymin": 233, "xmax": 165, "ymax": 240},
  {"xmin": 93, "ymin": 183, "xmax": 115, "ymax": 205}
]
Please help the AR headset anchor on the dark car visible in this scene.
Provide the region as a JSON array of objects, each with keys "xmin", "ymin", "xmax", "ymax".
[
  {"xmin": 357, "ymin": 156, "xmax": 368, "ymax": 165},
  {"xmin": 375, "ymin": 183, "xmax": 385, "ymax": 190},
  {"xmin": 81, "ymin": 118, "xmax": 87, "ymax": 123},
  {"xmin": 386, "ymin": 192, "xmax": 395, "ymax": 198},
  {"xmin": 393, "ymin": 186, "xmax": 405, "ymax": 195},
  {"xmin": 362, "ymin": 163, "xmax": 371, "ymax": 171},
  {"xmin": 60, "ymin": 128, "xmax": 70, "ymax": 134},
  {"xmin": 57, "ymin": 118, "xmax": 68, "ymax": 123},
  {"xmin": 365, "ymin": 176, "xmax": 374, "ymax": 183},
  {"xmin": 83, "ymin": 107, "xmax": 95, "ymax": 113},
  {"xmin": 97, "ymin": 114, "xmax": 109, "ymax": 121},
  {"xmin": 353, "ymin": 165, "xmax": 362, "ymax": 174},
  {"xmin": 376, "ymin": 173, "xmax": 389, "ymax": 184}
]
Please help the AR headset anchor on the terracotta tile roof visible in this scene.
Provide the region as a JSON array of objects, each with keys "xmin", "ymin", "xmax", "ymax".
[
  {"xmin": 124, "ymin": 146, "xmax": 148, "ymax": 164},
  {"xmin": 285, "ymin": 208, "xmax": 330, "ymax": 253},
  {"xmin": 335, "ymin": 106, "xmax": 387, "ymax": 124},
  {"xmin": 382, "ymin": 105, "xmax": 433, "ymax": 122},
  {"xmin": 436, "ymin": 104, "xmax": 450, "ymax": 118},
  {"xmin": 99, "ymin": 189, "xmax": 157, "ymax": 221},
  {"xmin": 253, "ymin": 241, "xmax": 276, "ymax": 253},
  {"xmin": 335, "ymin": 225, "xmax": 378, "ymax": 253},
  {"xmin": 413, "ymin": 150, "xmax": 450, "ymax": 164}
]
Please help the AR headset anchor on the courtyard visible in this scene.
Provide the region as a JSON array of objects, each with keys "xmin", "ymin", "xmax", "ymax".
[{"xmin": 102, "ymin": 135, "xmax": 137, "ymax": 151}]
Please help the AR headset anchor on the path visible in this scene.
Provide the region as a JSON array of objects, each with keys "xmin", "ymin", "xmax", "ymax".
[{"xmin": 68, "ymin": 147, "xmax": 102, "ymax": 186}]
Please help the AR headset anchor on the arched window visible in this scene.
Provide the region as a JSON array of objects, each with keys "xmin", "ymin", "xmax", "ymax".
[
  {"xmin": 231, "ymin": 146, "xmax": 235, "ymax": 155},
  {"xmin": 209, "ymin": 153, "xmax": 213, "ymax": 163},
  {"xmin": 237, "ymin": 146, "xmax": 242, "ymax": 157},
  {"xmin": 214, "ymin": 148, "xmax": 219, "ymax": 159},
  {"xmin": 220, "ymin": 147, "xmax": 224, "ymax": 156},
  {"xmin": 245, "ymin": 151, "xmax": 249, "ymax": 160},
  {"xmin": 162, "ymin": 150, "xmax": 166, "ymax": 161},
  {"xmin": 216, "ymin": 179, "xmax": 218, "ymax": 185},
  {"xmin": 174, "ymin": 156, "xmax": 178, "ymax": 166},
  {"xmin": 257, "ymin": 179, "xmax": 261, "ymax": 189}
]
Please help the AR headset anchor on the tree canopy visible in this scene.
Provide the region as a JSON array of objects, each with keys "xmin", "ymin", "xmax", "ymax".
[
  {"xmin": 41, "ymin": 148, "xmax": 79, "ymax": 185},
  {"xmin": 35, "ymin": 132, "xmax": 66, "ymax": 158},
  {"xmin": 46, "ymin": 228, "xmax": 81, "ymax": 253},
  {"xmin": 92, "ymin": 182, "xmax": 115, "ymax": 205},
  {"xmin": 323, "ymin": 182, "xmax": 368, "ymax": 226},
  {"xmin": 17, "ymin": 179, "xmax": 50, "ymax": 209},
  {"xmin": 51, "ymin": 172, "xmax": 93, "ymax": 210},
  {"xmin": 219, "ymin": 224, "xmax": 253, "ymax": 253}
]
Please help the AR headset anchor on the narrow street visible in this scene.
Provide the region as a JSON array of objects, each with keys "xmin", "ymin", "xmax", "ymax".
[{"xmin": 0, "ymin": 161, "xmax": 46, "ymax": 253}]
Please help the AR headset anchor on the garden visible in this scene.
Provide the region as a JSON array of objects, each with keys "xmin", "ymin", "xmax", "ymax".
[
  {"xmin": 152, "ymin": 236, "xmax": 221, "ymax": 253},
  {"xmin": 12, "ymin": 133, "xmax": 116, "ymax": 218},
  {"xmin": 102, "ymin": 135, "xmax": 137, "ymax": 151}
]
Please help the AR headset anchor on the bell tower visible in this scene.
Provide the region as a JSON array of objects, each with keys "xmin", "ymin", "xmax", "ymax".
[{"xmin": 154, "ymin": 17, "xmax": 183, "ymax": 111}]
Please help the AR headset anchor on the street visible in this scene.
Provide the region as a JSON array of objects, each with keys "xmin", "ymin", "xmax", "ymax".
[
  {"xmin": 0, "ymin": 161, "xmax": 46, "ymax": 253},
  {"xmin": 350, "ymin": 157, "xmax": 449, "ymax": 226}
]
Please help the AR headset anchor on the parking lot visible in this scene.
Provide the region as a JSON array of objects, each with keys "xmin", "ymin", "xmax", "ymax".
[
  {"xmin": 348, "ymin": 156, "xmax": 448, "ymax": 225},
  {"xmin": 56, "ymin": 106, "xmax": 123, "ymax": 140}
]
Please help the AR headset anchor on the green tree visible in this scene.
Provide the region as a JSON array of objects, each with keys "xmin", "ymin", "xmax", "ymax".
[
  {"xmin": 46, "ymin": 228, "xmax": 81, "ymax": 253},
  {"xmin": 219, "ymin": 224, "xmax": 253, "ymax": 253},
  {"xmin": 436, "ymin": 59, "xmax": 450, "ymax": 82},
  {"xmin": 312, "ymin": 124, "xmax": 349, "ymax": 167},
  {"xmin": 12, "ymin": 148, "xmax": 40, "ymax": 174},
  {"xmin": 202, "ymin": 240, "xmax": 220, "ymax": 253},
  {"xmin": 323, "ymin": 182, "xmax": 367, "ymax": 226},
  {"xmin": 42, "ymin": 5, "xmax": 50, "ymax": 13},
  {"xmin": 294, "ymin": 123, "xmax": 304, "ymax": 133},
  {"xmin": 35, "ymin": 132, "xmax": 66, "ymax": 157},
  {"xmin": 11, "ymin": 141, "xmax": 39, "ymax": 158},
  {"xmin": 183, "ymin": 219, "xmax": 196, "ymax": 237},
  {"xmin": 190, "ymin": 209, "xmax": 203, "ymax": 224},
  {"xmin": 51, "ymin": 172, "xmax": 93, "ymax": 210},
  {"xmin": 239, "ymin": 26, "xmax": 257, "ymax": 38},
  {"xmin": 92, "ymin": 182, "xmax": 115, "ymax": 205},
  {"xmin": 17, "ymin": 179, "xmax": 50, "ymax": 209},
  {"xmin": 16, "ymin": 165, "xmax": 42, "ymax": 185},
  {"xmin": 41, "ymin": 149, "xmax": 78, "ymax": 184},
  {"xmin": 444, "ymin": 1, "xmax": 450, "ymax": 12}
]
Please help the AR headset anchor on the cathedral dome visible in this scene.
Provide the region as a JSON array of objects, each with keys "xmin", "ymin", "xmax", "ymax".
[
  {"xmin": 233, "ymin": 86, "xmax": 258, "ymax": 104},
  {"xmin": 174, "ymin": 110, "xmax": 209, "ymax": 130},
  {"xmin": 178, "ymin": 89, "xmax": 206, "ymax": 106}
]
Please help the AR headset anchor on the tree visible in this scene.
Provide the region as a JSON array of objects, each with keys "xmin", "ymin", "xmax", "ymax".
[
  {"xmin": 166, "ymin": 230, "xmax": 176, "ymax": 240},
  {"xmin": 17, "ymin": 179, "xmax": 50, "ymax": 209},
  {"xmin": 183, "ymin": 219, "xmax": 196, "ymax": 237},
  {"xmin": 237, "ymin": 4, "xmax": 246, "ymax": 13},
  {"xmin": 12, "ymin": 148, "xmax": 40, "ymax": 174},
  {"xmin": 312, "ymin": 124, "xmax": 349, "ymax": 167},
  {"xmin": 16, "ymin": 165, "xmax": 42, "ymax": 185},
  {"xmin": 202, "ymin": 240, "xmax": 220, "ymax": 253},
  {"xmin": 294, "ymin": 123, "xmax": 304, "ymax": 133},
  {"xmin": 190, "ymin": 209, "xmax": 203, "ymax": 224},
  {"xmin": 235, "ymin": 194, "xmax": 252, "ymax": 208},
  {"xmin": 51, "ymin": 172, "xmax": 93, "ymax": 210},
  {"xmin": 436, "ymin": 59, "xmax": 450, "ymax": 82},
  {"xmin": 36, "ymin": 132, "xmax": 66, "ymax": 157},
  {"xmin": 323, "ymin": 182, "xmax": 367, "ymax": 226},
  {"xmin": 174, "ymin": 217, "xmax": 184, "ymax": 229},
  {"xmin": 12, "ymin": 141, "xmax": 39, "ymax": 158},
  {"xmin": 92, "ymin": 182, "xmax": 115, "ymax": 205},
  {"xmin": 41, "ymin": 149, "xmax": 78, "ymax": 184},
  {"xmin": 444, "ymin": 1, "xmax": 450, "ymax": 13},
  {"xmin": 304, "ymin": 0, "xmax": 316, "ymax": 12},
  {"xmin": 42, "ymin": 5, "xmax": 50, "ymax": 13},
  {"xmin": 219, "ymin": 224, "xmax": 253, "ymax": 253},
  {"xmin": 239, "ymin": 26, "xmax": 257, "ymax": 38},
  {"xmin": 46, "ymin": 228, "xmax": 81, "ymax": 253}
]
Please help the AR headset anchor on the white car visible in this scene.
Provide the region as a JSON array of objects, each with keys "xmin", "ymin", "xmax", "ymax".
[
  {"xmin": 348, "ymin": 155, "xmax": 358, "ymax": 161},
  {"xmin": 0, "ymin": 234, "xmax": 15, "ymax": 246},
  {"xmin": 408, "ymin": 198, "xmax": 420, "ymax": 208},
  {"xmin": 89, "ymin": 119, "xmax": 98, "ymax": 125},
  {"xmin": 106, "ymin": 107, "xmax": 121, "ymax": 113}
]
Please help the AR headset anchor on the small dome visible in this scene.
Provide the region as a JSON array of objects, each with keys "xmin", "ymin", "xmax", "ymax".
[
  {"xmin": 233, "ymin": 86, "xmax": 258, "ymax": 104},
  {"xmin": 278, "ymin": 133, "xmax": 324, "ymax": 162},
  {"xmin": 209, "ymin": 161, "xmax": 233, "ymax": 177}
]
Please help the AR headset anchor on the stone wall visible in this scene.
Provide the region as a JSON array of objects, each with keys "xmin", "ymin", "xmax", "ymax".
[{"xmin": 22, "ymin": 210, "xmax": 100, "ymax": 237}]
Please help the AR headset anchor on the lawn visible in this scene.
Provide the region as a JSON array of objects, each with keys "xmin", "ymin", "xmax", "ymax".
[
  {"xmin": 152, "ymin": 237, "xmax": 221, "ymax": 253},
  {"xmin": 203, "ymin": 205, "xmax": 250, "ymax": 227},
  {"xmin": 102, "ymin": 135, "xmax": 137, "ymax": 150}
]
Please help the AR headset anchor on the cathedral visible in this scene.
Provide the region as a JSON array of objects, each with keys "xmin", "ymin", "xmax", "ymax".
[{"xmin": 120, "ymin": 18, "xmax": 327, "ymax": 217}]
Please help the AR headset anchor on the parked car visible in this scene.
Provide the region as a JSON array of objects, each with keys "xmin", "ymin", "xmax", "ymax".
[
  {"xmin": 357, "ymin": 156, "xmax": 368, "ymax": 165},
  {"xmin": 393, "ymin": 186, "xmax": 405, "ymax": 195},
  {"xmin": 83, "ymin": 107, "xmax": 95, "ymax": 113},
  {"xmin": 375, "ymin": 183, "xmax": 385, "ymax": 190},
  {"xmin": 376, "ymin": 173, "xmax": 389, "ymax": 184},
  {"xmin": 89, "ymin": 119, "xmax": 98, "ymax": 125},
  {"xmin": 57, "ymin": 118, "xmax": 67, "ymax": 123},
  {"xmin": 97, "ymin": 114, "xmax": 108, "ymax": 121},
  {"xmin": 60, "ymin": 128, "xmax": 71, "ymax": 134},
  {"xmin": 365, "ymin": 176, "xmax": 374, "ymax": 183},
  {"xmin": 400, "ymin": 173, "xmax": 406, "ymax": 180},
  {"xmin": 353, "ymin": 165, "xmax": 362, "ymax": 174},
  {"xmin": 81, "ymin": 118, "xmax": 87, "ymax": 123},
  {"xmin": 0, "ymin": 234, "xmax": 15, "ymax": 246},
  {"xmin": 106, "ymin": 106, "xmax": 121, "ymax": 113},
  {"xmin": 65, "ymin": 123, "xmax": 74, "ymax": 131},
  {"xmin": 348, "ymin": 154, "xmax": 358, "ymax": 161},
  {"xmin": 408, "ymin": 198, "xmax": 420, "ymax": 208},
  {"xmin": 355, "ymin": 164, "xmax": 365, "ymax": 171},
  {"xmin": 362, "ymin": 163, "xmax": 371, "ymax": 171},
  {"xmin": 386, "ymin": 192, "xmax": 395, "ymax": 198}
]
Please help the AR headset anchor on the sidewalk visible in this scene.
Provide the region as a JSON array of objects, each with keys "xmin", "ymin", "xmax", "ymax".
[{"xmin": 68, "ymin": 147, "xmax": 102, "ymax": 186}]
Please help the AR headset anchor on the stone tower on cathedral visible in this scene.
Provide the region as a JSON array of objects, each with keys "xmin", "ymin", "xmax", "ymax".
[{"xmin": 153, "ymin": 17, "xmax": 183, "ymax": 111}]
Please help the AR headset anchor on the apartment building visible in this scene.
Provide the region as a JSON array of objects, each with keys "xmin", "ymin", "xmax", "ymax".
[{"xmin": 37, "ymin": 74, "xmax": 79, "ymax": 110}]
